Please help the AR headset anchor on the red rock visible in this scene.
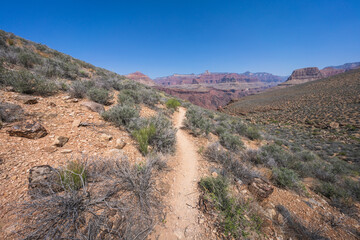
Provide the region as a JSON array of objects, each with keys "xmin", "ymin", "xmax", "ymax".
[
  {"xmin": 248, "ymin": 177, "xmax": 274, "ymax": 200},
  {"xmin": 8, "ymin": 120, "xmax": 48, "ymax": 139}
]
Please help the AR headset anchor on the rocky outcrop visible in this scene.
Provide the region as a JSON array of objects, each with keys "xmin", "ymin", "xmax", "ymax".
[
  {"xmin": 126, "ymin": 71, "xmax": 156, "ymax": 86},
  {"xmin": 248, "ymin": 178, "xmax": 274, "ymax": 200},
  {"xmin": 8, "ymin": 120, "xmax": 48, "ymax": 139},
  {"xmin": 0, "ymin": 102, "xmax": 24, "ymax": 122},
  {"xmin": 53, "ymin": 136, "xmax": 69, "ymax": 147},
  {"xmin": 280, "ymin": 67, "xmax": 323, "ymax": 87}
]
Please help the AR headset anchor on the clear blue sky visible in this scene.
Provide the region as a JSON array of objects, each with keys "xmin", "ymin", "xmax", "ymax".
[{"xmin": 1, "ymin": 0, "xmax": 359, "ymax": 78}]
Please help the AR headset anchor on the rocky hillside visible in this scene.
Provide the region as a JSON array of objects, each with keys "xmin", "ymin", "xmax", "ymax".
[
  {"xmin": 126, "ymin": 71, "xmax": 156, "ymax": 86},
  {"xmin": 155, "ymin": 70, "xmax": 286, "ymax": 86}
]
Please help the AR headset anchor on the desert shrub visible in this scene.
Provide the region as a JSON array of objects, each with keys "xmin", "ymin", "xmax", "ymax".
[
  {"xmin": 257, "ymin": 144, "xmax": 293, "ymax": 167},
  {"xmin": 114, "ymin": 79, "xmax": 142, "ymax": 91},
  {"xmin": 5, "ymin": 70, "xmax": 57, "ymax": 95},
  {"xmin": 140, "ymin": 88, "xmax": 160, "ymax": 106},
  {"xmin": 147, "ymin": 114, "xmax": 177, "ymax": 153},
  {"xmin": 244, "ymin": 126, "xmax": 262, "ymax": 140},
  {"xmin": 272, "ymin": 167, "xmax": 302, "ymax": 192},
  {"xmin": 199, "ymin": 176, "xmax": 262, "ymax": 238},
  {"xmin": 18, "ymin": 51, "xmax": 42, "ymax": 68},
  {"xmin": 133, "ymin": 124, "xmax": 156, "ymax": 155},
  {"xmin": 102, "ymin": 104, "xmax": 139, "ymax": 127},
  {"xmin": 87, "ymin": 87, "xmax": 112, "ymax": 105},
  {"xmin": 69, "ymin": 80, "xmax": 95, "ymax": 98},
  {"xmin": 219, "ymin": 132, "xmax": 244, "ymax": 152},
  {"xmin": 184, "ymin": 106, "xmax": 213, "ymax": 136},
  {"xmin": 165, "ymin": 98, "xmax": 181, "ymax": 110},
  {"xmin": 118, "ymin": 89, "xmax": 141, "ymax": 104},
  {"xmin": 232, "ymin": 120, "xmax": 262, "ymax": 140},
  {"xmin": 204, "ymin": 143, "xmax": 259, "ymax": 183},
  {"xmin": 59, "ymin": 160, "xmax": 87, "ymax": 190},
  {"xmin": 15, "ymin": 156, "xmax": 161, "ymax": 239}
]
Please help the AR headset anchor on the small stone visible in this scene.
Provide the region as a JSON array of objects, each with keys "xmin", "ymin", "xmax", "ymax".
[
  {"xmin": 28, "ymin": 165, "xmax": 62, "ymax": 197},
  {"xmin": 62, "ymin": 96, "xmax": 71, "ymax": 100},
  {"xmin": 329, "ymin": 122, "xmax": 339, "ymax": 129},
  {"xmin": 15, "ymin": 95, "xmax": 38, "ymax": 104},
  {"xmin": 53, "ymin": 136, "xmax": 69, "ymax": 147},
  {"xmin": 100, "ymin": 133, "xmax": 113, "ymax": 141},
  {"xmin": 60, "ymin": 149, "xmax": 73, "ymax": 154},
  {"xmin": 115, "ymin": 139, "xmax": 127, "ymax": 149},
  {"xmin": 72, "ymin": 119, "xmax": 81, "ymax": 128},
  {"xmin": 72, "ymin": 98, "xmax": 79, "ymax": 103},
  {"xmin": 211, "ymin": 172, "xmax": 218, "ymax": 178},
  {"xmin": 49, "ymin": 102, "xmax": 57, "ymax": 107},
  {"xmin": 266, "ymin": 208, "xmax": 277, "ymax": 219}
]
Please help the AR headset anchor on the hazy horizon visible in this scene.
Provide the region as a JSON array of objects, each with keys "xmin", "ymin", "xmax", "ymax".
[{"xmin": 1, "ymin": 0, "xmax": 359, "ymax": 78}]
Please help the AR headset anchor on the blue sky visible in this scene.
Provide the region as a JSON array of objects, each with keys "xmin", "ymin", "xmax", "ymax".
[{"xmin": 1, "ymin": 0, "xmax": 359, "ymax": 78}]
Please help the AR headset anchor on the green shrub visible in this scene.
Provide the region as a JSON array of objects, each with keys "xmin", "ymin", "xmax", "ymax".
[
  {"xmin": 272, "ymin": 167, "xmax": 300, "ymax": 190},
  {"xmin": 133, "ymin": 124, "xmax": 156, "ymax": 155},
  {"xmin": 232, "ymin": 121, "xmax": 262, "ymax": 140},
  {"xmin": 5, "ymin": 70, "xmax": 57, "ymax": 95},
  {"xmin": 199, "ymin": 176, "xmax": 262, "ymax": 238},
  {"xmin": 69, "ymin": 80, "xmax": 95, "ymax": 98},
  {"xmin": 118, "ymin": 89, "xmax": 141, "ymax": 104},
  {"xmin": 219, "ymin": 132, "xmax": 244, "ymax": 152},
  {"xmin": 59, "ymin": 160, "xmax": 87, "ymax": 190},
  {"xmin": 165, "ymin": 98, "xmax": 181, "ymax": 110},
  {"xmin": 87, "ymin": 87, "xmax": 112, "ymax": 105},
  {"xmin": 18, "ymin": 52, "xmax": 42, "ymax": 68},
  {"xmin": 257, "ymin": 144, "xmax": 293, "ymax": 167},
  {"xmin": 102, "ymin": 104, "xmax": 139, "ymax": 127},
  {"xmin": 184, "ymin": 106, "xmax": 213, "ymax": 136},
  {"xmin": 147, "ymin": 114, "xmax": 177, "ymax": 153}
]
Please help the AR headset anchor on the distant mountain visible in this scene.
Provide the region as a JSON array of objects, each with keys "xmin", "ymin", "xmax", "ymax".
[
  {"xmin": 278, "ymin": 62, "xmax": 360, "ymax": 88},
  {"xmin": 126, "ymin": 71, "xmax": 156, "ymax": 86},
  {"xmin": 155, "ymin": 70, "xmax": 286, "ymax": 86}
]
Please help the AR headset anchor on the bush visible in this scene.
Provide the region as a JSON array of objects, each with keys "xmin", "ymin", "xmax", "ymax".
[
  {"xmin": 219, "ymin": 132, "xmax": 244, "ymax": 152},
  {"xmin": 147, "ymin": 114, "xmax": 177, "ymax": 153},
  {"xmin": 87, "ymin": 87, "xmax": 112, "ymax": 105},
  {"xmin": 257, "ymin": 144, "xmax": 293, "ymax": 167},
  {"xmin": 133, "ymin": 124, "xmax": 156, "ymax": 155},
  {"xmin": 184, "ymin": 106, "xmax": 213, "ymax": 136},
  {"xmin": 18, "ymin": 51, "xmax": 42, "ymax": 68},
  {"xmin": 199, "ymin": 176, "xmax": 262, "ymax": 238},
  {"xmin": 69, "ymin": 80, "xmax": 94, "ymax": 98},
  {"xmin": 232, "ymin": 121, "xmax": 262, "ymax": 140},
  {"xmin": 166, "ymin": 98, "xmax": 181, "ymax": 110},
  {"xmin": 102, "ymin": 104, "xmax": 139, "ymax": 127},
  {"xmin": 118, "ymin": 89, "xmax": 141, "ymax": 104},
  {"xmin": 272, "ymin": 167, "xmax": 301, "ymax": 191},
  {"xmin": 59, "ymin": 160, "xmax": 87, "ymax": 190},
  {"xmin": 5, "ymin": 70, "xmax": 57, "ymax": 95}
]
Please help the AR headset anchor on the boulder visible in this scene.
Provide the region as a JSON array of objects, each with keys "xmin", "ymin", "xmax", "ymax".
[
  {"xmin": 0, "ymin": 102, "xmax": 24, "ymax": 122},
  {"xmin": 53, "ymin": 136, "xmax": 69, "ymax": 147},
  {"xmin": 28, "ymin": 165, "xmax": 62, "ymax": 197},
  {"xmin": 81, "ymin": 101, "xmax": 105, "ymax": 114},
  {"xmin": 248, "ymin": 177, "xmax": 274, "ymax": 200},
  {"xmin": 15, "ymin": 95, "xmax": 38, "ymax": 104},
  {"xmin": 8, "ymin": 120, "xmax": 48, "ymax": 139}
]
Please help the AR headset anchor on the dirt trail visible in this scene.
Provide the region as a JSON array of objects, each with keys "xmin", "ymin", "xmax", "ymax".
[{"xmin": 152, "ymin": 107, "xmax": 204, "ymax": 239}]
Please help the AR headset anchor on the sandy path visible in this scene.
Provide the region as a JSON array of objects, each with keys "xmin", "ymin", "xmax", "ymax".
[{"xmin": 151, "ymin": 107, "xmax": 204, "ymax": 239}]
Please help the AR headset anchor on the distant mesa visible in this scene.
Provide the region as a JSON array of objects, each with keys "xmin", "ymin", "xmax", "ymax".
[
  {"xmin": 126, "ymin": 71, "xmax": 156, "ymax": 86},
  {"xmin": 280, "ymin": 67, "xmax": 323, "ymax": 87}
]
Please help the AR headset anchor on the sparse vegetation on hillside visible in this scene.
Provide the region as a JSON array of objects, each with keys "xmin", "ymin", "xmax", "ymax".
[{"xmin": 165, "ymin": 98, "xmax": 181, "ymax": 110}]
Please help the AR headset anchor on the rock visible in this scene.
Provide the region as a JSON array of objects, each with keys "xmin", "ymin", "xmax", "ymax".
[
  {"xmin": 100, "ymin": 133, "xmax": 113, "ymax": 141},
  {"xmin": 53, "ymin": 136, "xmax": 69, "ymax": 147},
  {"xmin": 15, "ymin": 95, "xmax": 38, "ymax": 104},
  {"xmin": 0, "ymin": 102, "xmax": 24, "ymax": 122},
  {"xmin": 3, "ymin": 86, "xmax": 14, "ymax": 92},
  {"xmin": 62, "ymin": 95, "xmax": 71, "ymax": 100},
  {"xmin": 115, "ymin": 139, "xmax": 127, "ymax": 149},
  {"xmin": 266, "ymin": 208, "xmax": 277, "ymax": 219},
  {"xmin": 28, "ymin": 165, "xmax": 62, "ymax": 197},
  {"xmin": 72, "ymin": 119, "xmax": 81, "ymax": 128},
  {"xmin": 80, "ymin": 101, "xmax": 105, "ymax": 114},
  {"xmin": 329, "ymin": 122, "xmax": 339, "ymax": 129},
  {"xmin": 8, "ymin": 120, "xmax": 48, "ymax": 139},
  {"xmin": 49, "ymin": 102, "xmax": 56, "ymax": 107},
  {"xmin": 248, "ymin": 177, "xmax": 274, "ymax": 200},
  {"xmin": 60, "ymin": 149, "xmax": 73, "ymax": 154},
  {"xmin": 211, "ymin": 172, "xmax": 218, "ymax": 178}
]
